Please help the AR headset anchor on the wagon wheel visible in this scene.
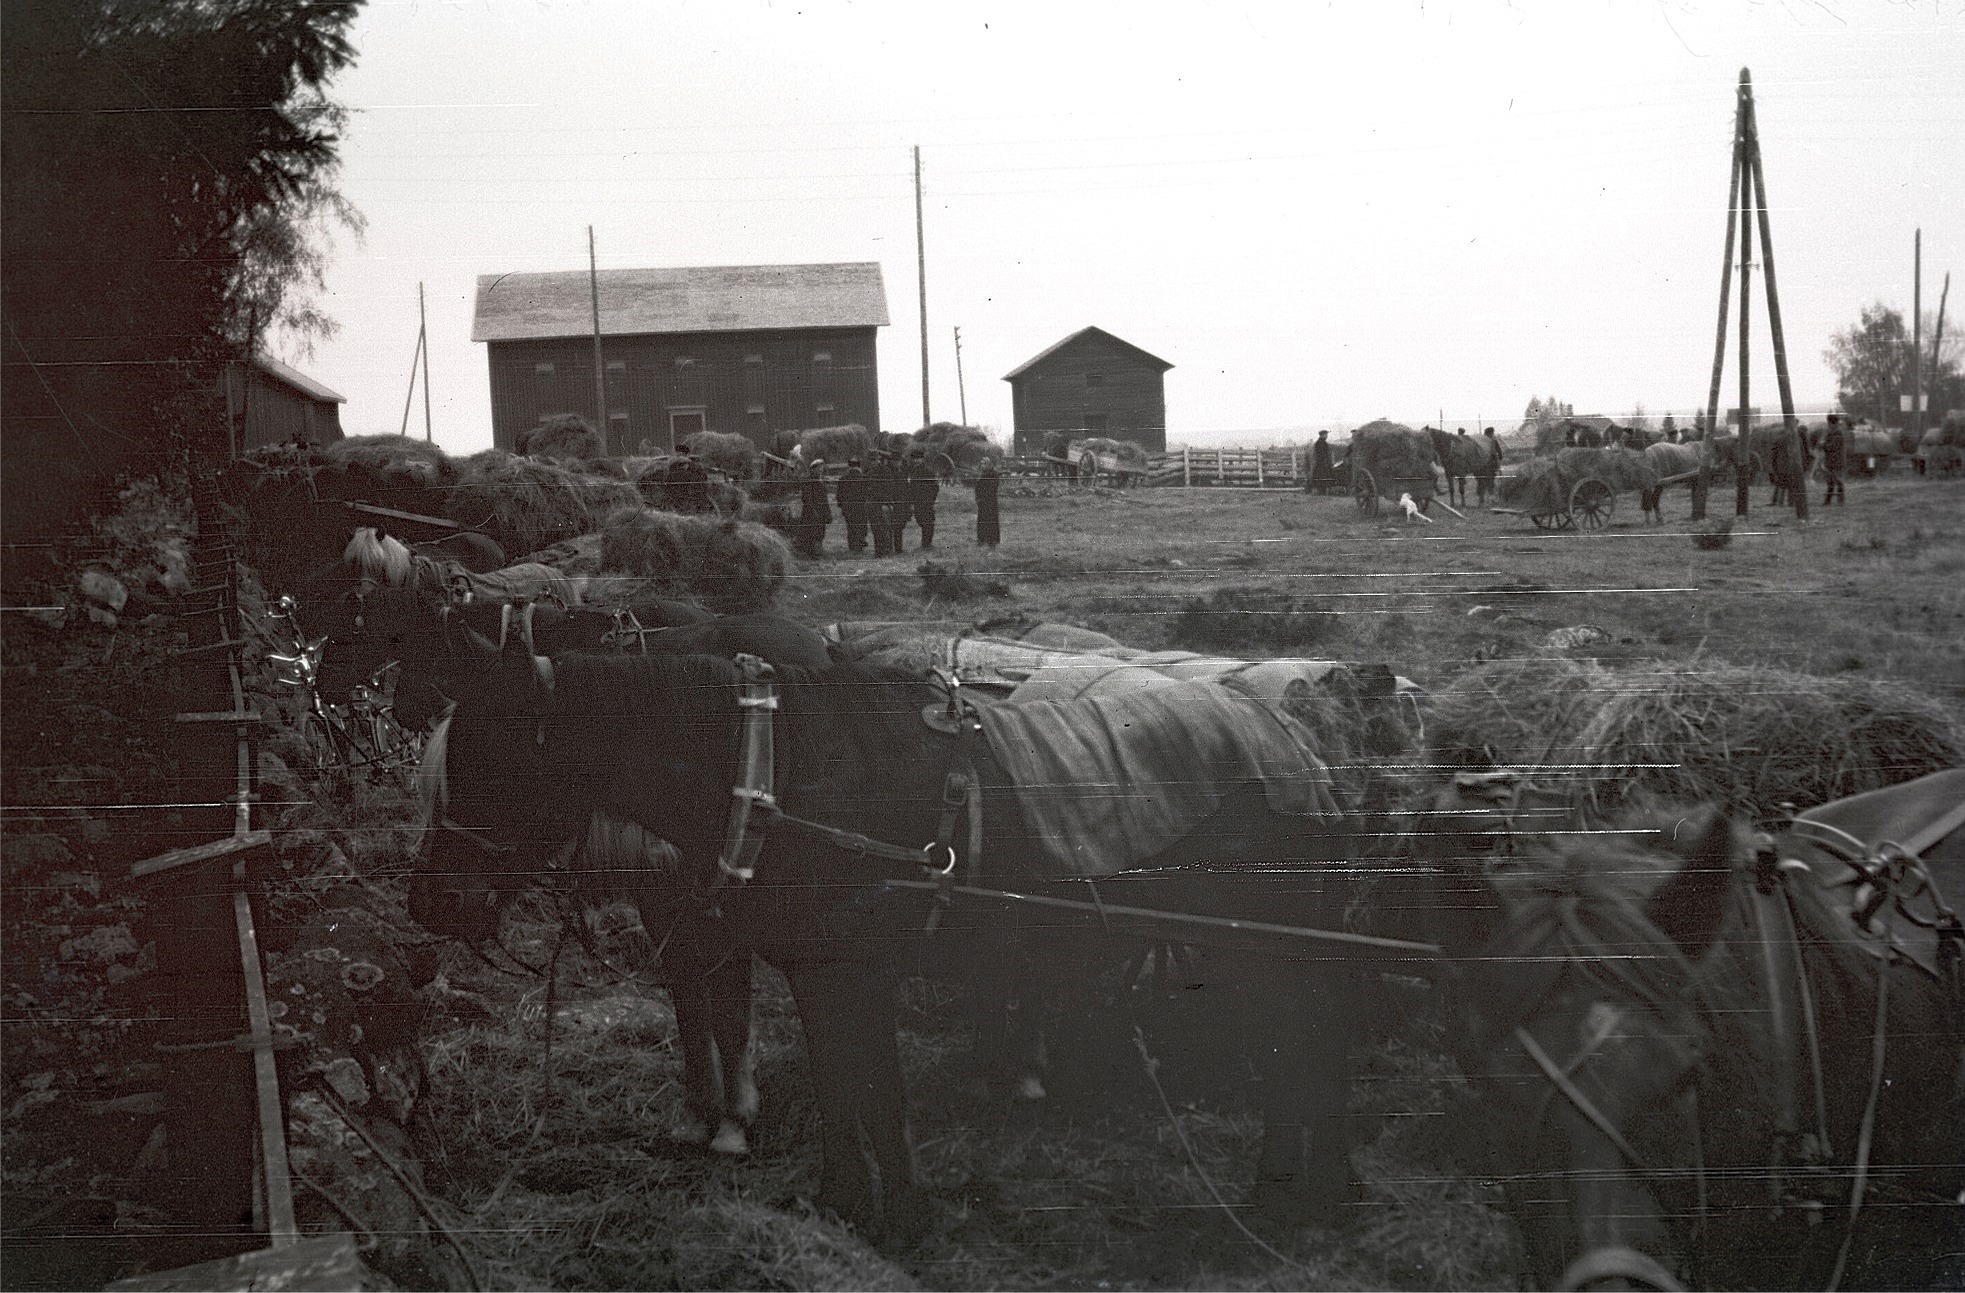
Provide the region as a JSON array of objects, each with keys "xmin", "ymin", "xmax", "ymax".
[
  {"xmin": 1352, "ymin": 467, "xmax": 1379, "ymax": 516},
  {"xmin": 1569, "ymin": 477, "xmax": 1614, "ymax": 531},
  {"xmin": 929, "ymin": 451, "xmax": 956, "ymax": 483},
  {"xmin": 1530, "ymin": 512, "xmax": 1558, "ymax": 530}
]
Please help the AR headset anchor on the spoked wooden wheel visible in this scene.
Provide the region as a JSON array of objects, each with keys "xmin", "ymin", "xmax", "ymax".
[
  {"xmin": 1530, "ymin": 512, "xmax": 1558, "ymax": 530},
  {"xmin": 1353, "ymin": 467, "xmax": 1379, "ymax": 516},
  {"xmin": 1570, "ymin": 477, "xmax": 1615, "ymax": 530}
]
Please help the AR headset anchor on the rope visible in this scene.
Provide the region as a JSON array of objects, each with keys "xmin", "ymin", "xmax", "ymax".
[{"xmin": 1825, "ymin": 895, "xmax": 1897, "ymax": 1292}]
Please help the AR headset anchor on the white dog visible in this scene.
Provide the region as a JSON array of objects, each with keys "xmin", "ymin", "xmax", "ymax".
[{"xmin": 1399, "ymin": 492, "xmax": 1434, "ymax": 524}]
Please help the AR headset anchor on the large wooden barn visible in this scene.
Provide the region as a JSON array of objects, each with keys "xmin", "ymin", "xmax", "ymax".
[
  {"xmin": 1003, "ymin": 326, "xmax": 1172, "ymax": 456},
  {"xmin": 471, "ymin": 262, "xmax": 889, "ymax": 455},
  {"xmin": 222, "ymin": 354, "xmax": 345, "ymax": 452}
]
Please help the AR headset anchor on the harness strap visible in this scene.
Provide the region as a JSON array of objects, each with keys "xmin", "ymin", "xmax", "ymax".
[
  {"xmin": 716, "ymin": 654, "xmax": 779, "ymax": 883},
  {"xmin": 1514, "ymin": 1024, "xmax": 1653, "ymax": 1176},
  {"xmin": 1747, "ymin": 866, "xmax": 1803, "ymax": 1208}
]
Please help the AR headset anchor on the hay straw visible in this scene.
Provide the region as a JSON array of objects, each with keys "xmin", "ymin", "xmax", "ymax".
[
  {"xmin": 516, "ymin": 414, "xmax": 604, "ymax": 461},
  {"xmin": 680, "ymin": 430, "xmax": 760, "ymax": 480},
  {"xmin": 320, "ymin": 434, "xmax": 457, "ymax": 483},
  {"xmin": 447, "ymin": 456, "xmax": 641, "ymax": 558},
  {"xmin": 1348, "ymin": 422, "xmax": 1440, "ymax": 499},
  {"xmin": 598, "ymin": 507, "xmax": 790, "ymax": 612},
  {"xmin": 1426, "ymin": 656, "xmax": 1963, "ymax": 819},
  {"xmin": 915, "ymin": 422, "xmax": 1002, "ymax": 474},
  {"xmin": 797, "ymin": 424, "xmax": 878, "ymax": 467},
  {"xmin": 1074, "ymin": 436, "xmax": 1149, "ymax": 468}
]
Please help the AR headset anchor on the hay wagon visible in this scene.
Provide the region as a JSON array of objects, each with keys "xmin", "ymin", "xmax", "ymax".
[
  {"xmin": 1041, "ymin": 438, "xmax": 1147, "ymax": 486},
  {"xmin": 1491, "ymin": 447, "xmax": 1658, "ymax": 531},
  {"xmin": 1345, "ymin": 422, "xmax": 1442, "ymax": 517}
]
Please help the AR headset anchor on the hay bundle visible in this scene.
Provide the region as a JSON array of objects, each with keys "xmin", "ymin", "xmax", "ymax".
[
  {"xmin": 516, "ymin": 414, "xmax": 605, "ymax": 461},
  {"xmin": 1560, "ymin": 446, "xmax": 1659, "ymax": 494},
  {"xmin": 1427, "ymin": 656, "xmax": 1964, "ymax": 820},
  {"xmin": 597, "ymin": 507, "xmax": 790, "ymax": 613},
  {"xmin": 916, "ymin": 422, "xmax": 1001, "ymax": 474},
  {"xmin": 1349, "ymin": 421, "xmax": 1440, "ymax": 498},
  {"xmin": 681, "ymin": 431, "xmax": 760, "ymax": 480},
  {"xmin": 320, "ymin": 435, "xmax": 457, "ymax": 484},
  {"xmin": 797, "ymin": 424, "xmax": 877, "ymax": 467},
  {"xmin": 1073, "ymin": 436, "xmax": 1149, "ymax": 468},
  {"xmin": 448, "ymin": 455, "xmax": 641, "ymax": 558}
]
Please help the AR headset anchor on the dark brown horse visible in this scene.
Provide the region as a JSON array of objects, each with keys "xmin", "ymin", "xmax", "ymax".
[
  {"xmin": 409, "ymin": 649, "xmax": 1378, "ymax": 1248},
  {"xmin": 1420, "ymin": 776, "xmax": 1964, "ymax": 1291}
]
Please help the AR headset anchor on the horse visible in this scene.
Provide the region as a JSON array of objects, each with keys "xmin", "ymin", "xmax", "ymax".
[
  {"xmin": 1425, "ymin": 429, "xmax": 1491, "ymax": 508},
  {"xmin": 407, "ymin": 647, "xmax": 1380, "ymax": 1249},
  {"xmin": 1418, "ymin": 775, "xmax": 1964, "ymax": 1291}
]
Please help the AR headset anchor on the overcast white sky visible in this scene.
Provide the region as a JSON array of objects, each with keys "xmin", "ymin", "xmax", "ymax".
[{"xmin": 294, "ymin": 0, "xmax": 1964, "ymax": 453}]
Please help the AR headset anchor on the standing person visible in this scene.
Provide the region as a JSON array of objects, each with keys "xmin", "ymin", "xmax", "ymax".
[
  {"xmin": 869, "ymin": 451, "xmax": 899, "ymax": 555},
  {"xmin": 665, "ymin": 444, "xmax": 711, "ymax": 513},
  {"xmin": 1307, "ymin": 430, "xmax": 1336, "ymax": 494},
  {"xmin": 905, "ymin": 448, "xmax": 939, "ymax": 551},
  {"xmin": 836, "ymin": 459, "xmax": 870, "ymax": 552},
  {"xmin": 1821, "ymin": 413, "xmax": 1847, "ymax": 506},
  {"xmin": 796, "ymin": 460, "xmax": 831, "ymax": 558},
  {"xmin": 973, "ymin": 458, "xmax": 1001, "ymax": 547}
]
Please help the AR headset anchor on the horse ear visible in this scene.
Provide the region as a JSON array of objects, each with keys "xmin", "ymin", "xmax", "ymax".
[{"xmin": 1646, "ymin": 808, "xmax": 1737, "ymax": 959}]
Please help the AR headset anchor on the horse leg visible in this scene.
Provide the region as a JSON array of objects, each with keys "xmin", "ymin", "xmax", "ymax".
[
  {"xmin": 1244, "ymin": 958, "xmax": 1363, "ymax": 1227},
  {"xmin": 786, "ymin": 961, "xmax": 931, "ymax": 1249},
  {"xmin": 667, "ymin": 973, "xmax": 721, "ymax": 1147},
  {"xmin": 706, "ymin": 950, "xmax": 757, "ymax": 1154},
  {"xmin": 663, "ymin": 918, "xmax": 750, "ymax": 1152}
]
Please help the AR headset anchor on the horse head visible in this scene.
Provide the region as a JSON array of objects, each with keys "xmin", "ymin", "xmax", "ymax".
[{"xmin": 1453, "ymin": 805, "xmax": 1746, "ymax": 1292}]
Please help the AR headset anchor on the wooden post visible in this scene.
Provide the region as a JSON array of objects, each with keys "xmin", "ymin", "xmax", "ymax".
[
  {"xmin": 397, "ymin": 329, "xmax": 423, "ymax": 439},
  {"xmin": 1256, "ymin": 449, "xmax": 1265, "ymax": 488},
  {"xmin": 419, "ymin": 281, "xmax": 433, "ymax": 442},
  {"xmin": 1736, "ymin": 94, "xmax": 1754, "ymax": 520},
  {"xmin": 915, "ymin": 145, "xmax": 930, "ymax": 429},
  {"xmin": 1740, "ymin": 74, "xmax": 1805, "ymax": 519},
  {"xmin": 1911, "ymin": 228, "xmax": 1924, "ymax": 450},
  {"xmin": 953, "ymin": 325, "xmax": 968, "ymax": 426},
  {"xmin": 1183, "ymin": 446, "xmax": 1192, "ymax": 487},
  {"xmin": 589, "ymin": 226, "xmax": 607, "ymax": 453},
  {"xmin": 1700, "ymin": 78, "xmax": 1746, "ymax": 523}
]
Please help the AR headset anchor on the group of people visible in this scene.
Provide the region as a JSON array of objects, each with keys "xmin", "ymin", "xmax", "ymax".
[{"xmin": 794, "ymin": 448, "xmax": 1002, "ymax": 558}]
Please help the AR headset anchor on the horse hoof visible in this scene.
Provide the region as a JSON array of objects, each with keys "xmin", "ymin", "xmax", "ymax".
[{"xmin": 709, "ymin": 1121, "xmax": 750, "ymax": 1157}]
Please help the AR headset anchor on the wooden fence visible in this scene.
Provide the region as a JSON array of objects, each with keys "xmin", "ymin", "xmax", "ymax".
[{"xmin": 1000, "ymin": 448, "xmax": 1309, "ymax": 488}]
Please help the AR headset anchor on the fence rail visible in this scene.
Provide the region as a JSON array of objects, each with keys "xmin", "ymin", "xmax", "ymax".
[{"xmin": 997, "ymin": 447, "xmax": 1309, "ymax": 488}]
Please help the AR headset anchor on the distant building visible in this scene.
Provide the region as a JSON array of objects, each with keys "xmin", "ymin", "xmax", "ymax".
[
  {"xmin": 223, "ymin": 354, "xmax": 345, "ymax": 451},
  {"xmin": 1003, "ymin": 326, "xmax": 1172, "ymax": 456},
  {"xmin": 471, "ymin": 262, "xmax": 890, "ymax": 455}
]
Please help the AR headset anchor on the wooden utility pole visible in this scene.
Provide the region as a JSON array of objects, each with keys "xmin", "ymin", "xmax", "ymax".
[
  {"xmin": 1700, "ymin": 67, "xmax": 1806, "ymax": 521},
  {"xmin": 915, "ymin": 145, "xmax": 930, "ymax": 430},
  {"xmin": 1911, "ymin": 229, "xmax": 1923, "ymax": 448},
  {"xmin": 953, "ymin": 326, "xmax": 969, "ymax": 426},
  {"xmin": 418, "ymin": 282, "xmax": 432, "ymax": 441},
  {"xmin": 397, "ymin": 328, "xmax": 423, "ymax": 437},
  {"xmin": 589, "ymin": 226, "xmax": 607, "ymax": 452}
]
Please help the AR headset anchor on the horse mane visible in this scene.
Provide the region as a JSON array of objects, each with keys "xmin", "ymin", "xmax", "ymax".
[
  {"xmin": 343, "ymin": 527, "xmax": 414, "ymax": 586},
  {"xmin": 412, "ymin": 710, "xmax": 452, "ymax": 857}
]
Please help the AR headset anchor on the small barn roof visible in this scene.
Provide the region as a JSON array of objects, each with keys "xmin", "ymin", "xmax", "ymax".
[
  {"xmin": 252, "ymin": 353, "xmax": 345, "ymax": 403},
  {"xmin": 1002, "ymin": 326, "xmax": 1173, "ymax": 381},
  {"xmin": 471, "ymin": 262, "xmax": 891, "ymax": 343}
]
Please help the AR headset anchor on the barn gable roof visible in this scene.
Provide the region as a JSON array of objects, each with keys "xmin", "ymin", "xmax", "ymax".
[
  {"xmin": 1002, "ymin": 326, "xmax": 1173, "ymax": 381},
  {"xmin": 471, "ymin": 262, "xmax": 890, "ymax": 343},
  {"xmin": 252, "ymin": 353, "xmax": 345, "ymax": 403}
]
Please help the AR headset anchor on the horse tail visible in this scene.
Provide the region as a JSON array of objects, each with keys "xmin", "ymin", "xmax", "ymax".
[
  {"xmin": 343, "ymin": 526, "xmax": 415, "ymax": 586},
  {"xmin": 413, "ymin": 710, "xmax": 452, "ymax": 857}
]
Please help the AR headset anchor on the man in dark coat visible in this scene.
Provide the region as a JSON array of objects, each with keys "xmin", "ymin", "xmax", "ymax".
[
  {"xmin": 836, "ymin": 459, "xmax": 870, "ymax": 552},
  {"xmin": 1306, "ymin": 430, "xmax": 1336, "ymax": 494},
  {"xmin": 796, "ymin": 460, "xmax": 831, "ymax": 558},
  {"xmin": 1820, "ymin": 414, "xmax": 1846, "ymax": 506},
  {"xmin": 973, "ymin": 459, "xmax": 1001, "ymax": 547},
  {"xmin": 904, "ymin": 449, "xmax": 939, "ymax": 550},
  {"xmin": 664, "ymin": 446, "xmax": 711, "ymax": 513},
  {"xmin": 868, "ymin": 452, "xmax": 898, "ymax": 555}
]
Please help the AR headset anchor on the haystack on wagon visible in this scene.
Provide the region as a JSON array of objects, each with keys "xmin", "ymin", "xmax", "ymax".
[
  {"xmin": 1346, "ymin": 420, "xmax": 1443, "ymax": 517},
  {"xmin": 1043, "ymin": 436, "xmax": 1149, "ymax": 486},
  {"xmin": 1913, "ymin": 412, "xmax": 1964, "ymax": 477},
  {"xmin": 1492, "ymin": 447, "xmax": 1659, "ymax": 531}
]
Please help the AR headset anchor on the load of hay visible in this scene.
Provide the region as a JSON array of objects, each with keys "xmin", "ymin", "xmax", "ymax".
[
  {"xmin": 1426, "ymin": 655, "xmax": 1964, "ymax": 820},
  {"xmin": 915, "ymin": 422, "xmax": 1001, "ymax": 475},
  {"xmin": 681, "ymin": 431, "xmax": 760, "ymax": 480},
  {"xmin": 797, "ymin": 424, "xmax": 878, "ymax": 467},
  {"xmin": 1495, "ymin": 447, "xmax": 1657, "ymax": 513},
  {"xmin": 1349, "ymin": 420, "xmax": 1440, "ymax": 499},
  {"xmin": 598, "ymin": 507, "xmax": 791, "ymax": 614},
  {"xmin": 1073, "ymin": 436, "xmax": 1149, "ymax": 468},
  {"xmin": 319, "ymin": 434, "xmax": 458, "ymax": 484},
  {"xmin": 447, "ymin": 455, "xmax": 641, "ymax": 559},
  {"xmin": 516, "ymin": 414, "xmax": 605, "ymax": 461}
]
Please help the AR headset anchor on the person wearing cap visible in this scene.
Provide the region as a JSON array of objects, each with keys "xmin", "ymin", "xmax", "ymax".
[
  {"xmin": 836, "ymin": 458, "xmax": 870, "ymax": 552},
  {"xmin": 796, "ymin": 458, "xmax": 831, "ymax": 558},
  {"xmin": 867, "ymin": 450, "xmax": 899, "ymax": 555},
  {"xmin": 973, "ymin": 457, "xmax": 1001, "ymax": 547},
  {"xmin": 1306, "ymin": 429, "xmax": 1336, "ymax": 494},
  {"xmin": 1820, "ymin": 413, "xmax": 1846, "ymax": 506},
  {"xmin": 904, "ymin": 447, "xmax": 939, "ymax": 551}
]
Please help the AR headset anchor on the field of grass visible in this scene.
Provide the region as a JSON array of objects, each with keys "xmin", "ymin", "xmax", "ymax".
[{"xmin": 409, "ymin": 470, "xmax": 1961, "ymax": 1290}]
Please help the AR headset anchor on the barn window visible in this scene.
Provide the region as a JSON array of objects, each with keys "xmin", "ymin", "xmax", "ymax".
[
  {"xmin": 534, "ymin": 362, "xmax": 554, "ymax": 375},
  {"xmin": 743, "ymin": 353, "xmax": 765, "ymax": 366},
  {"xmin": 812, "ymin": 351, "xmax": 832, "ymax": 367},
  {"xmin": 674, "ymin": 356, "xmax": 696, "ymax": 369},
  {"xmin": 1086, "ymin": 373, "xmax": 1105, "ymax": 387},
  {"xmin": 817, "ymin": 402, "xmax": 836, "ymax": 414},
  {"xmin": 746, "ymin": 403, "xmax": 766, "ymax": 415},
  {"xmin": 606, "ymin": 360, "xmax": 627, "ymax": 374}
]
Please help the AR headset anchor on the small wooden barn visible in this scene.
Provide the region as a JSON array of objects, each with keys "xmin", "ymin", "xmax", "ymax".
[
  {"xmin": 222, "ymin": 354, "xmax": 345, "ymax": 452},
  {"xmin": 472, "ymin": 262, "xmax": 890, "ymax": 456},
  {"xmin": 1003, "ymin": 326, "xmax": 1172, "ymax": 456}
]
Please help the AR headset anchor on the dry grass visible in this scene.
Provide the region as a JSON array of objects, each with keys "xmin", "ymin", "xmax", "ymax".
[
  {"xmin": 598, "ymin": 506, "xmax": 791, "ymax": 612},
  {"xmin": 448, "ymin": 455, "xmax": 642, "ymax": 559}
]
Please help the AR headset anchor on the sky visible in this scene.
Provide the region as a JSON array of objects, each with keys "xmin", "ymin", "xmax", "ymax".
[{"xmin": 291, "ymin": 0, "xmax": 1965, "ymax": 454}]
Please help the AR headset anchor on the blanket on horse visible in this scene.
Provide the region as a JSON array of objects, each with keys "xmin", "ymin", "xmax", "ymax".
[{"xmin": 974, "ymin": 668, "xmax": 1342, "ymax": 877}]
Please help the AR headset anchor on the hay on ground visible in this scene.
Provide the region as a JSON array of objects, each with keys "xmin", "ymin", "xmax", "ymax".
[
  {"xmin": 517, "ymin": 414, "xmax": 605, "ymax": 461},
  {"xmin": 448, "ymin": 456, "xmax": 641, "ymax": 558},
  {"xmin": 598, "ymin": 507, "xmax": 789, "ymax": 613},
  {"xmin": 1426, "ymin": 656, "xmax": 1964, "ymax": 820}
]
